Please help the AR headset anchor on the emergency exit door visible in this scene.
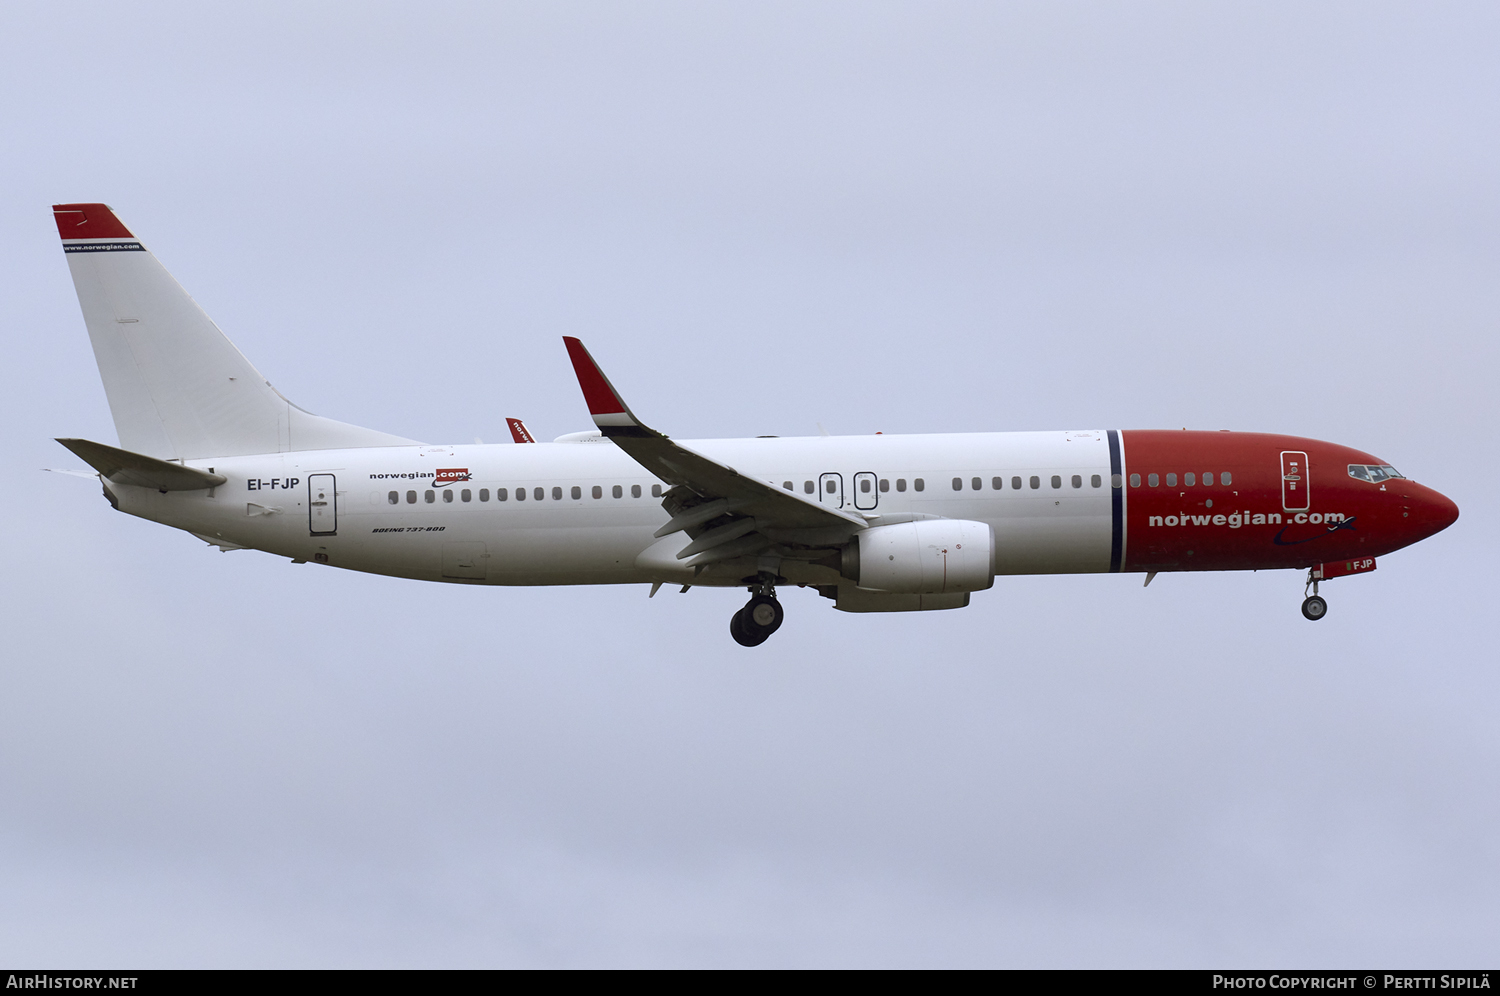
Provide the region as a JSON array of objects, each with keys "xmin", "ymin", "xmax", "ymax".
[
  {"xmin": 819, "ymin": 473, "xmax": 844, "ymax": 509},
  {"xmin": 309, "ymin": 474, "xmax": 337, "ymax": 535}
]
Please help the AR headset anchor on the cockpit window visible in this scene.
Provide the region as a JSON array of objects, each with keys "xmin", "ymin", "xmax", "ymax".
[{"xmin": 1348, "ymin": 464, "xmax": 1404, "ymax": 483}]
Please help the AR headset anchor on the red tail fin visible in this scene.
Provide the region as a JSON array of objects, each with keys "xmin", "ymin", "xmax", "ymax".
[{"xmin": 53, "ymin": 203, "xmax": 135, "ymax": 240}]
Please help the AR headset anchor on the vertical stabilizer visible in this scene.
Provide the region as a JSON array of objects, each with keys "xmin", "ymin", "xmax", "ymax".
[{"xmin": 54, "ymin": 203, "xmax": 418, "ymax": 460}]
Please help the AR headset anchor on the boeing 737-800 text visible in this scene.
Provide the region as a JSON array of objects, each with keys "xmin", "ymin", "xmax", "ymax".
[{"xmin": 50, "ymin": 203, "xmax": 1459, "ymax": 646}]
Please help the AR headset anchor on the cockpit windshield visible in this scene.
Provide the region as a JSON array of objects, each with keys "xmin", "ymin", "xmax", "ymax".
[{"xmin": 1348, "ymin": 464, "xmax": 1404, "ymax": 483}]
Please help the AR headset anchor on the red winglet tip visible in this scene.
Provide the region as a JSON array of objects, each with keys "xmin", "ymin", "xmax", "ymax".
[
  {"xmin": 506, "ymin": 418, "xmax": 536, "ymax": 444},
  {"xmin": 563, "ymin": 337, "xmax": 627, "ymax": 417},
  {"xmin": 52, "ymin": 203, "xmax": 134, "ymax": 240}
]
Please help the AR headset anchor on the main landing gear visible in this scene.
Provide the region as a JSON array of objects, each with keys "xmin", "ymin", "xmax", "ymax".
[
  {"xmin": 1301, "ymin": 569, "xmax": 1328, "ymax": 621},
  {"xmin": 730, "ymin": 573, "xmax": 785, "ymax": 647}
]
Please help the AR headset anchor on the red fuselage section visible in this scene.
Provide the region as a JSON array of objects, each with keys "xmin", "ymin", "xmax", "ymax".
[{"xmin": 1120, "ymin": 431, "xmax": 1458, "ymax": 573}]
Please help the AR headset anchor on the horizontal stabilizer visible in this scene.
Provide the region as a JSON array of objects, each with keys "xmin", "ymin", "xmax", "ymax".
[{"xmin": 55, "ymin": 437, "xmax": 226, "ymax": 491}]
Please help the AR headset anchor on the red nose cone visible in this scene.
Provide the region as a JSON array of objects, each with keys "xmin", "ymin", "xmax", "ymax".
[
  {"xmin": 1434, "ymin": 491, "xmax": 1459, "ymax": 530},
  {"xmin": 1412, "ymin": 485, "xmax": 1459, "ymax": 539}
]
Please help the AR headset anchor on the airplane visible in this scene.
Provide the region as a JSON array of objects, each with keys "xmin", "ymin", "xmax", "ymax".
[{"xmin": 48, "ymin": 203, "xmax": 1460, "ymax": 646}]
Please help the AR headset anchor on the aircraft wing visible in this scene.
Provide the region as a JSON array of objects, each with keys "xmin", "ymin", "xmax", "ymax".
[{"xmin": 562, "ymin": 337, "xmax": 865, "ymax": 567}]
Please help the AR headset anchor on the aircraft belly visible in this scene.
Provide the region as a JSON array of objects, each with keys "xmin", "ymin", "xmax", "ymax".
[{"xmin": 482, "ymin": 525, "xmax": 657, "ymax": 584}]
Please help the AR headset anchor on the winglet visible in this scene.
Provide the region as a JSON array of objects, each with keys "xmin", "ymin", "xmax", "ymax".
[
  {"xmin": 562, "ymin": 337, "xmax": 651, "ymax": 436},
  {"xmin": 506, "ymin": 418, "xmax": 536, "ymax": 444}
]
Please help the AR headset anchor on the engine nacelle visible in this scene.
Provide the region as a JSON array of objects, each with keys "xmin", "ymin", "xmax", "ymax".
[{"xmin": 846, "ymin": 519, "xmax": 995, "ymax": 594}]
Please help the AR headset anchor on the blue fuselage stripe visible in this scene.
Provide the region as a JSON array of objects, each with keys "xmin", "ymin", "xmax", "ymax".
[{"xmin": 1107, "ymin": 429, "xmax": 1123, "ymax": 572}]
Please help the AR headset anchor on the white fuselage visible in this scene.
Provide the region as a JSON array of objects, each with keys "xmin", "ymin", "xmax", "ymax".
[{"xmin": 110, "ymin": 430, "xmax": 1120, "ymax": 587}]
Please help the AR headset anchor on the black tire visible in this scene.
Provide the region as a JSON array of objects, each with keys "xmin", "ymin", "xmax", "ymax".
[
  {"xmin": 1301, "ymin": 595, "xmax": 1328, "ymax": 621},
  {"xmin": 730, "ymin": 608, "xmax": 768, "ymax": 647},
  {"xmin": 744, "ymin": 595, "xmax": 784, "ymax": 637}
]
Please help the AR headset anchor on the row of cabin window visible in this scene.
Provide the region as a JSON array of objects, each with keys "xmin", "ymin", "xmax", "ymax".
[
  {"xmin": 390, "ymin": 473, "xmax": 1107, "ymax": 505},
  {"xmin": 387, "ymin": 484, "xmax": 665, "ymax": 504},
  {"xmin": 777, "ymin": 475, "xmax": 1102, "ymax": 495},
  {"xmin": 955, "ymin": 474, "xmax": 1101, "ymax": 491},
  {"xmin": 784, "ymin": 478, "xmax": 927, "ymax": 494},
  {"xmin": 1127, "ymin": 471, "xmax": 1233, "ymax": 488}
]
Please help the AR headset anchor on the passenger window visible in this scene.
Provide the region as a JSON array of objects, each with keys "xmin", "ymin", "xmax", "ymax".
[
  {"xmin": 1129, "ymin": 474, "xmax": 1140, "ymax": 488},
  {"xmin": 971, "ymin": 477, "xmax": 981, "ymax": 490},
  {"xmin": 1185, "ymin": 472, "xmax": 1196, "ymax": 486},
  {"xmin": 443, "ymin": 489, "xmax": 454, "ymax": 503},
  {"xmin": 896, "ymin": 479, "xmax": 907, "ymax": 492},
  {"xmin": 1148, "ymin": 473, "xmax": 1159, "ymax": 487},
  {"xmin": 879, "ymin": 479, "xmax": 890, "ymax": 492},
  {"xmin": 592, "ymin": 485, "xmax": 602, "ymax": 499},
  {"xmin": 1071, "ymin": 475, "xmax": 1082, "ymax": 488},
  {"xmin": 480, "ymin": 489, "xmax": 490, "ymax": 502},
  {"xmin": 1030, "ymin": 476, "xmax": 1040, "ymax": 490},
  {"xmin": 534, "ymin": 487, "xmax": 544, "ymax": 501},
  {"xmin": 1051, "ymin": 475, "xmax": 1061, "ymax": 489},
  {"xmin": 914, "ymin": 478, "xmax": 925, "ymax": 491},
  {"xmin": 406, "ymin": 490, "xmax": 416, "ymax": 504},
  {"xmin": 827, "ymin": 479, "xmax": 837, "ymax": 493},
  {"xmin": 516, "ymin": 487, "xmax": 525, "ymax": 501},
  {"xmin": 496, "ymin": 488, "xmax": 506, "ymax": 501},
  {"xmin": 952, "ymin": 477, "xmax": 962, "ymax": 491},
  {"xmin": 804, "ymin": 481, "xmax": 814, "ymax": 494},
  {"xmin": 388, "ymin": 491, "xmax": 398, "ymax": 504},
  {"xmin": 1222, "ymin": 471, "xmax": 1233, "ymax": 485},
  {"xmin": 461, "ymin": 489, "xmax": 472, "ymax": 502},
  {"xmin": 860, "ymin": 478, "xmax": 871, "ymax": 493},
  {"xmin": 571, "ymin": 486, "xmax": 581, "ymax": 499},
  {"xmin": 613, "ymin": 485, "xmax": 623, "ymax": 498},
  {"xmin": 652, "ymin": 485, "xmax": 663, "ymax": 497},
  {"xmin": 424, "ymin": 490, "xmax": 435, "ymax": 503},
  {"xmin": 1111, "ymin": 474, "xmax": 1122, "ymax": 488},
  {"xmin": 1012, "ymin": 476, "xmax": 1022, "ymax": 490},
  {"xmin": 1166, "ymin": 473, "xmax": 1177, "ymax": 487},
  {"xmin": 1092, "ymin": 475, "xmax": 1102, "ymax": 488},
  {"xmin": 552, "ymin": 487, "xmax": 563, "ymax": 500},
  {"xmin": 992, "ymin": 477, "xmax": 1003, "ymax": 490},
  {"xmin": 1203, "ymin": 472, "xmax": 1214, "ymax": 486},
  {"xmin": 631, "ymin": 485, "xmax": 642, "ymax": 498},
  {"xmin": 783, "ymin": 481, "xmax": 793, "ymax": 490}
]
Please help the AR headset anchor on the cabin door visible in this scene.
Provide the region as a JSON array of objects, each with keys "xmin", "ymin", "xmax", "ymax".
[{"xmin": 1280, "ymin": 452, "xmax": 1310, "ymax": 512}]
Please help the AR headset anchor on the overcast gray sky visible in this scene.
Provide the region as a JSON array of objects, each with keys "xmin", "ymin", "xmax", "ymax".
[{"xmin": 2, "ymin": 1, "xmax": 1497, "ymax": 967}]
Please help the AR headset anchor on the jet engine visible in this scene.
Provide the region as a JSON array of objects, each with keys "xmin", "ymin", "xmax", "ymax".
[{"xmin": 842, "ymin": 519, "xmax": 995, "ymax": 594}]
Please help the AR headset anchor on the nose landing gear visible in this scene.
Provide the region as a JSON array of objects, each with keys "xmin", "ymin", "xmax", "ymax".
[
  {"xmin": 1301, "ymin": 569, "xmax": 1328, "ymax": 621},
  {"xmin": 730, "ymin": 573, "xmax": 785, "ymax": 647}
]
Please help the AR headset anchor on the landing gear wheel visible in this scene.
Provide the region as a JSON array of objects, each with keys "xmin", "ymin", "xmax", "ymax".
[
  {"xmin": 730, "ymin": 574, "xmax": 785, "ymax": 647},
  {"xmin": 1301, "ymin": 595, "xmax": 1328, "ymax": 621},
  {"xmin": 730, "ymin": 608, "xmax": 769, "ymax": 647},
  {"xmin": 744, "ymin": 595, "xmax": 784, "ymax": 636}
]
